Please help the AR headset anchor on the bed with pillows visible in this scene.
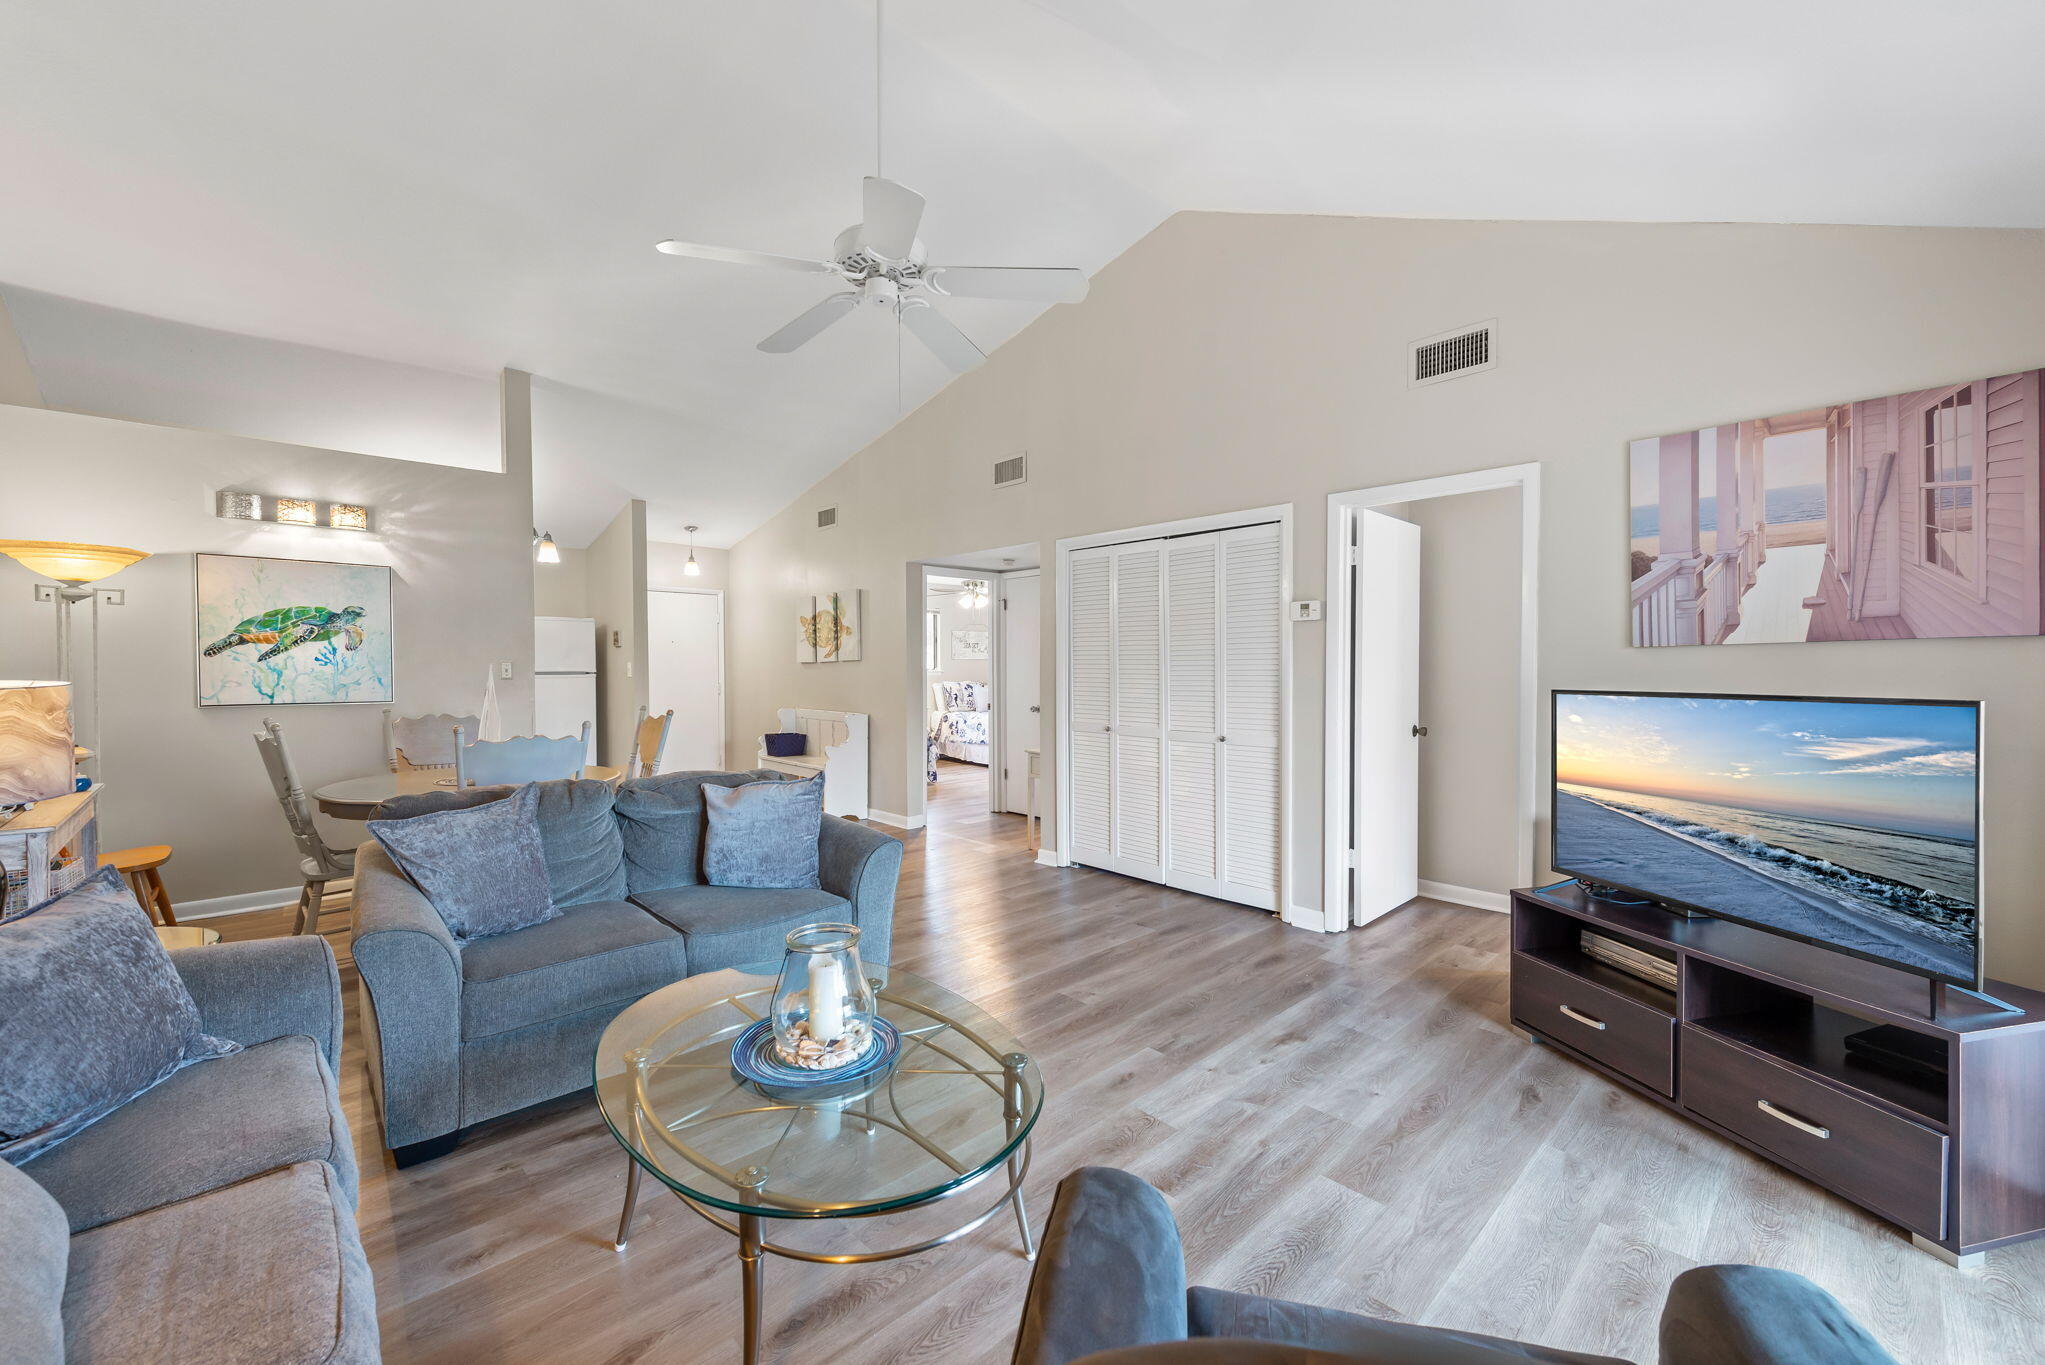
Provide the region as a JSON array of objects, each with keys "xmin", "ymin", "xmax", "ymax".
[{"xmin": 929, "ymin": 680, "xmax": 992, "ymax": 769}]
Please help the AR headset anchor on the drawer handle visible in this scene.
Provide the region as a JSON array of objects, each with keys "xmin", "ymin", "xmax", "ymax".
[
  {"xmin": 1557, "ymin": 1004, "xmax": 1606, "ymax": 1031},
  {"xmin": 1757, "ymin": 1100, "xmax": 1830, "ymax": 1140}
]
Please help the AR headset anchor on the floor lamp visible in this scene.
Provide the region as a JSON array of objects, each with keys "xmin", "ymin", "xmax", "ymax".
[{"xmin": 0, "ymin": 540, "xmax": 150, "ymax": 783}]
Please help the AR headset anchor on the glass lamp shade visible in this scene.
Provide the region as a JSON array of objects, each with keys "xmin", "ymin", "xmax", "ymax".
[
  {"xmin": 0, "ymin": 540, "xmax": 149, "ymax": 585},
  {"xmin": 275, "ymin": 498, "xmax": 318, "ymax": 525},
  {"xmin": 771, "ymin": 923, "xmax": 878, "ymax": 1070},
  {"xmin": 534, "ymin": 531, "xmax": 561, "ymax": 564},
  {"xmin": 216, "ymin": 490, "xmax": 262, "ymax": 520},
  {"xmin": 683, "ymin": 553, "xmax": 702, "ymax": 576},
  {"xmin": 327, "ymin": 503, "xmax": 369, "ymax": 531}
]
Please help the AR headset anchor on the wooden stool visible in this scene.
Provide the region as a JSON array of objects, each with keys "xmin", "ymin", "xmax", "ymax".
[{"xmin": 98, "ymin": 845, "xmax": 179, "ymax": 926}]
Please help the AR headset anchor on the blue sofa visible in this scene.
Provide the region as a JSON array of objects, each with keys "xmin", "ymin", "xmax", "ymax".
[
  {"xmin": 1015, "ymin": 1168, "xmax": 1899, "ymax": 1365},
  {"xmin": 351, "ymin": 770, "xmax": 904, "ymax": 1163},
  {"xmin": 0, "ymin": 937, "xmax": 377, "ymax": 1365}
]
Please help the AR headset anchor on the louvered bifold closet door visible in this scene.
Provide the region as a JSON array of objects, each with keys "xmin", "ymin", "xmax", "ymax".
[
  {"xmin": 1215, "ymin": 524, "xmax": 1283, "ymax": 908},
  {"xmin": 1164, "ymin": 534, "xmax": 1223, "ymax": 890},
  {"xmin": 1066, "ymin": 549, "xmax": 1116, "ymax": 870},
  {"xmin": 1106, "ymin": 542, "xmax": 1166, "ymax": 880}
]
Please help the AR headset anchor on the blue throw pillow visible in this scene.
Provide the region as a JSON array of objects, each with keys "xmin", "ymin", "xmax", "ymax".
[
  {"xmin": 702, "ymin": 774, "xmax": 825, "ymax": 889},
  {"xmin": 368, "ymin": 781, "xmax": 558, "ymax": 941},
  {"xmin": 0, "ymin": 867, "xmax": 241, "ymax": 1165}
]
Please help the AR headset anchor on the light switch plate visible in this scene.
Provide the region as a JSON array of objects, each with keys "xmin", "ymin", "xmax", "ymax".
[
  {"xmin": 499, "ymin": 661, "xmax": 513, "ymax": 680},
  {"xmin": 1289, "ymin": 600, "xmax": 1323, "ymax": 621}
]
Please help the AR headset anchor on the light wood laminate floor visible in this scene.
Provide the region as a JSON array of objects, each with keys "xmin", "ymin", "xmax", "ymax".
[{"xmin": 208, "ymin": 769, "xmax": 2042, "ymax": 1363}]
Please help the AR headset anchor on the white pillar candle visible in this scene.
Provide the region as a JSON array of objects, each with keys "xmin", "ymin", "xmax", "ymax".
[{"xmin": 808, "ymin": 957, "xmax": 848, "ymax": 1042}]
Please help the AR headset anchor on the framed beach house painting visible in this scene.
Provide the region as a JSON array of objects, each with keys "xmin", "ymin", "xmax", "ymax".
[
  {"xmin": 195, "ymin": 553, "xmax": 394, "ymax": 706},
  {"xmin": 1629, "ymin": 368, "xmax": 2044, "ymax": 647}
]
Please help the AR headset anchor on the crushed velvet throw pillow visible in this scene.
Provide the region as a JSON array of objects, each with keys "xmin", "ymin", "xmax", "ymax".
[
  {"xmin": 702, "ymin": 774, "xmax": 825, "ymax": 889},
  {"xmin": 0, "ymin": 867, "xmax": 241, "ymax": 1165},
  {"xmin": 368, "ymin": 781, "xmax": 558, "ymax": 941}
]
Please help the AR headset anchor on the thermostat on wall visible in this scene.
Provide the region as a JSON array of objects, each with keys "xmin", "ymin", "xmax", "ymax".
[{"xmin": 1289, "ymin": 601, "xmax": 1322, "ymax": 621}]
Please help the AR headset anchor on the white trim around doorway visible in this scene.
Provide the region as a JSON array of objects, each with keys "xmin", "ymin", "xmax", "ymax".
[{"xmin": 1322, "ymin": 463, "xmax": 1541, "ymax": 934}]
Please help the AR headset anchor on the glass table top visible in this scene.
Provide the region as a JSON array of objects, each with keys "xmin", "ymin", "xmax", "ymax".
[{"xmin": 594, "ymin": 964, "xmax": 1042, "ymax": 1219}]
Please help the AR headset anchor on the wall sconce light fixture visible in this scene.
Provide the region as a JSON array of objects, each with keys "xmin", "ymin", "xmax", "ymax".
[{"xmin": 216, "ymin": 491, "xmax": 373, "ymax": 531}]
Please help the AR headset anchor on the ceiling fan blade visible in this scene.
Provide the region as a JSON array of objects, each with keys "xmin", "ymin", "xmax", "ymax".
[
  {"xmin": 860, "ymin": 177, "xmax": 926, "ymax": 259},
  {"xmin": 899, "ymin": 300, "xmax": 985, "ymax": 373},
  {"xmin": 757, "ymin": 292, "xmax": 863, "ymax": 353},
  {"xmin": 656, "ymin": 240, "xmax": 839, "ymax": 274},
  {"xmin": 923, "ymin": 266, "xmax": 1089, "ymax": 304}
]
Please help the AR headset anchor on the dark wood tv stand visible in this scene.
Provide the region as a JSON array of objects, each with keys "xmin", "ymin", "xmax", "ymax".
[{"xmin": 1510, "ymin": 881, "xmax": 2045, "ymax": 1267}]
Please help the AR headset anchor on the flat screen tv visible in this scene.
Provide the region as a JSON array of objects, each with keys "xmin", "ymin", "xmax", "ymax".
[{"xmin": 1551, "ymin": 690, "xmax": 1981, "ymax": 989}]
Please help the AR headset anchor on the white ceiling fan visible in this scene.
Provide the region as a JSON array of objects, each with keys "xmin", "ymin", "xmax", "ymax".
[{"xmin": 652, "ymin": 1, "xmax": 1087, "ymax": 375}]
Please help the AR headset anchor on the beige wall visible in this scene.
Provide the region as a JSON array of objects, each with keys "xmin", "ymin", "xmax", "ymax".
[
  {"xmin": 1393, "ymin": 488, "xmax": 1523, "ymax": 897},
  {"xmin": 534, "ymin": 546, "xmax": 590, "ymax": 616},
  {"xmin": 0, "ymin": 399, "xmax": 535, "ymax": 907},
  {"xmin": 926, "ymin": 578, "xmax": 993, "ymax": 689},
  {"xmin": 723, "ymin": 211, "xmax": 2045, "ymax": 987},
  {"xmin": 0, "ymin": 295, "xmax": 41, "ymax": 407},
  {"xmin": 586, "ymin": 501, "xmax": 649, "ymax": 768}
]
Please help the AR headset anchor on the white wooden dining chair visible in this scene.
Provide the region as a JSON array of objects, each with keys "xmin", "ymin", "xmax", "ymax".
[
  {"xmin": 384, "ymin": 710, "xmax": 481, "ymax": 771},
  {"xmin": 452, "ymin": 723, "xmax": 591, "ymax": 788},
  {"xmin": 254, "ymin": 720, "xmax": 357, "ymax": 936},
  {"xmin": 626, "ymin": 706, "xmax": 674, "ymax": 778}
]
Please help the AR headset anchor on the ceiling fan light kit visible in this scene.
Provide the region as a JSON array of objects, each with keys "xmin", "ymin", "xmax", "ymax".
[{"xmin": 650, "ymin": 2, "xmax": 1087, "ymax": 376}]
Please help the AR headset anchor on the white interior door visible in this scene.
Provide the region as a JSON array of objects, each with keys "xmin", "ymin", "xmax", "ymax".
[
  {"xmin": 647, "ymin": 590, "xmax": 724, "ymax": 772},
  {"xmin": 1350, "ymin": 509, "xmax": 1421, "ymax": 925},
  {"xmin": 1216, "ymin": 524, "xmax": 1283, "ymax": 908},
  {"xmin": 999, "ymin": 571, "xmax": 1041, "ymax": 813},
  {"xmin": 1065, "ymin": 550, "xmax": 1115, "ymax": 869},
  {"xmin": 1108, "ymin": 542, "xmax": 1166, "ymax": 880}
]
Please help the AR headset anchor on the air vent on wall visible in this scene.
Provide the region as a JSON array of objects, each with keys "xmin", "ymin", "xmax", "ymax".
[
  {"xmin": 816, "ymin": 506, "xmax": 838, "ymax": 529},
  {"xmin": 1409, "ymin": 320, "xmax": 1496, "ymax": 388},
  {"xmin": 993, "ymin": 453, "xmax": 1027, "ymax": 488}
]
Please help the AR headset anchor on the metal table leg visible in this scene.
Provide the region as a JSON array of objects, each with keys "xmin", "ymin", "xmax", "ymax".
[
  {"xmin": 615, "ymin": 1153, "xmax": 643, "ymax": 1250},
  {"xmin": 1003, "ymin": 1053, "xmax": 1036, "ymax": 1260},
  {"xmin": 738, "ymin": 1166, "xmax": 768, "ymax": 1365}
]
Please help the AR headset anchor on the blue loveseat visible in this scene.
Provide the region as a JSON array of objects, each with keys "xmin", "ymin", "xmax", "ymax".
[{"xmin": 351, "ymin": 769, "xmax": 903, "ymax": 1163}]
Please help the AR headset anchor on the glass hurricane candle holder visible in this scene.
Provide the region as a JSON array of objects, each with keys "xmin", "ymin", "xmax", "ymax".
[{"xmin": 771, "ymin": 923, "xmax": 877, "ymax": 1071}]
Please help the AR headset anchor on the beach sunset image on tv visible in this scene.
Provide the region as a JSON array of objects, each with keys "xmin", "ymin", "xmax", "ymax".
[{"xmin": 1552, "ymin": 693, "xmax": 1978, "ymax": 982}]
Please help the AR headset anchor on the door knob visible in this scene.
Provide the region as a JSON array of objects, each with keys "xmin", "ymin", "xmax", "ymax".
[
  {"xmin": 1103, "ymin": 725, "xmax": 1112, "ymax": 732},
  {"xmin": 1217, "ymin": 736, "xmax": 1227, "ymax": 743},
  {"xmin": 1030, "ymin": 705, "xmax": 1041, "ymax": 713},
  {"xmin": 1411, "ymin": 724, "xmax": 1429, "ymax": 737}
]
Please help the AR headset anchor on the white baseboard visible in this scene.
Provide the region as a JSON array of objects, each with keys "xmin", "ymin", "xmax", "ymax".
[
  {"xmin": 173, "ymin": 885, "xmax": 304, "ymax": 921},
  {"xmin": 866, "ymin": 809, "xmax": 926, "ymax": 831},
  {"xmin": 1417, "ymin": 879, "xmax": 1510, "ymax": 913},
  {"xmin": 1282, "ymin": 903, "xmax": 1333, "ymax": 932},
  {"xmin": 1034, "ymin": 850, "xmax": 1065, "ymax": 868}
]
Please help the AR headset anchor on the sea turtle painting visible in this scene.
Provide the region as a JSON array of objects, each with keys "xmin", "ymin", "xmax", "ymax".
[{"xmin": 203, "ymin": 605, "xmax": 368, "ymax": 662}]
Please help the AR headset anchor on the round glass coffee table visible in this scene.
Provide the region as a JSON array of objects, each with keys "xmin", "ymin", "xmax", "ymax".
[{"xmin": 594, "ymin": 964, "xmax": 1043, "ymax": 1364}]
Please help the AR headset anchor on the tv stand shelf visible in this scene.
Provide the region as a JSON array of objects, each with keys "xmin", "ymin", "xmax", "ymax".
[{"xmin": 1511, "ymin": 881, "xmax": 2045, "ymax": 1267}]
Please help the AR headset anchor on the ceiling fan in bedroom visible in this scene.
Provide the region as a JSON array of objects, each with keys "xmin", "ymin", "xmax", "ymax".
[{"xmin": 651, "ymin": 1, "xmax": 1088, "ymax": 375}]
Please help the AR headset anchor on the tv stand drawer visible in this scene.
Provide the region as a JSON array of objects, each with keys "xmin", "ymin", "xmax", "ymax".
[
  {"xmin": 1511, "ymin": 952, "xmax": 1674, "ymax": 1095},
  {"xmin": 1679, "ymin": 1027, "xmax": 1947, "ymax": 1239}
]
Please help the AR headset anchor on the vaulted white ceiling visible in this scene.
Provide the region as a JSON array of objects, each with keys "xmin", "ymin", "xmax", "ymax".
[{"xmin": 5, "ymin": 1, "xmax": 2041, "ymax": 547}]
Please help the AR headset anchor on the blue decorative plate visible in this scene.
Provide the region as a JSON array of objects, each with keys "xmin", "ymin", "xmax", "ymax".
[{"xmin": 730, "ymin": 1016, "xmax": 900, "ymax": 1091}]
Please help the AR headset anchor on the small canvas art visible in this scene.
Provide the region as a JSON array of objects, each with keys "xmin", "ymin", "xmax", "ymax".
[
  {"xmin": 1630, "ymin": 369, "xmax": 2045, "ymax": 647},
  {"xmin": 196, "ymin": 553, "xmax": 394, "ymax": 706},
  {"xmin": 951, "ymin": 628, "xmax": 990, "ymax": 661},
  {"xmin": 797, "ymin": 590, "xmax": 862, "ymax": 663}
]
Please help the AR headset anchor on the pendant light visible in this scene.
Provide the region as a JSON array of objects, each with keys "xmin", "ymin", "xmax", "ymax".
[{"xmin": 683, "ymin": 525, "xmax": 702, "ymax": 576}]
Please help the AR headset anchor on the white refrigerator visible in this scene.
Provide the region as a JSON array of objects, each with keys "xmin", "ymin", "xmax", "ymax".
[{"xmin": 534, "ymin": 617, "xmax": 599, "ymax": 766}]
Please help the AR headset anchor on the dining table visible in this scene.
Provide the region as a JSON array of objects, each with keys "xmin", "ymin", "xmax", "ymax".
[{"xmin": 312, "ymin": 765, "xmax": 623, "ymax": 820}]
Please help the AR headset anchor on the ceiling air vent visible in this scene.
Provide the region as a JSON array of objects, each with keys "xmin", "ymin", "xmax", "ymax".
[
  {"xmin": 1409, "ymin": 320, "xmax": 1496, "ymax": 388},
  {"xmin": 816, "ymin": 506, "xmax": 838, "ymax": 529},
  {"xmin": 993, "ymin": 453, "xmax": 1027, "ymax": 488}
]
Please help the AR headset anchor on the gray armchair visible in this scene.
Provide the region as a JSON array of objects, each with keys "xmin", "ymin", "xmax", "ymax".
[
  {"xmin": 1014, "ymin": 1168, "xmax": 1899, "ymax": 1365},
  {"xmin": 352, "ymin": 771, "xmax": 904, "ymax": 1164},
  {"xmin": 2, "ymin": 936, "xmax": 376, "ymax": 1365}
]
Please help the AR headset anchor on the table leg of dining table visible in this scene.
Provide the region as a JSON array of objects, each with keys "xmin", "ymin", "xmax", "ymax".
[{"xmin": 737, "ymin": 1166, "xmax": 768, "ymax": 1365}]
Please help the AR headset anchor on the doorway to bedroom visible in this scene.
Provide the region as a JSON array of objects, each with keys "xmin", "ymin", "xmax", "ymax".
[{"xmin": 919, "ymin": 550, "xmax": 1041, "ymax": 843}]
